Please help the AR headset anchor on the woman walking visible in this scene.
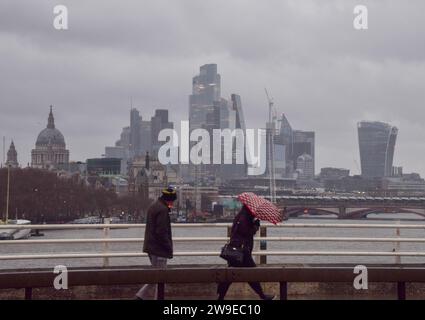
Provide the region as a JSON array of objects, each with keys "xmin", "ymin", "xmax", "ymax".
[{"xmin": 217, "ymin": 205, "xmax": 275, "ymax": 300}]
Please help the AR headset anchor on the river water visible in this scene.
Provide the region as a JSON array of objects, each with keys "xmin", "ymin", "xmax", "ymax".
[{"xmin": 1, "ymin": 213, "xmax": 425, "ymax": 270}]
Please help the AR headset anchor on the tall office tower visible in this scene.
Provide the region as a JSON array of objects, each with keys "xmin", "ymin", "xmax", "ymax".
[
  {"xmin": 273, "ymin": 143, "xmax": 286, "ymax": 178},
  {"xmin": 105, "ymin": 126, "xmax": 131, "ymax": 175},
  {"xmin": 140, "ymin": 120, "xmax": 151, "ymax": 155},
  {"xmin": 197, "ymin": 105, "xmax": 221, "ymax": 182},
  {"xmin": 188, "ymin": 64, "xmax": 220, "ymax": 184},
  {"xmin": 231, "ymin": 94, "xmax": 246, "ymax": 131},
  {"xmin": 115, "ymin": 127, "xmax": 130, "ymax": 148},
  {"xmin": 187, "ymin": 64, "xmax": 247, "ymax": 183},
  {"xmin": 130, "ymin": 108, "xmax": 142, "ymax": 157},
  {"xmin": 219, "ymin": 99, "xmax": 236, "ymax": 130},
  {"xmin": 262, "ymin": 135, "xmax": 286, "ymax": 179},
  {"xmin": 296, "ymin": 153, "xmax": 314, "ymax": 181},
  {"xmin": 229, "ymin": 94, "xmax": 247, "ymax": 176},
  {"xmin": 278, "ymin": 113, "xmax": 294, "ymax": 176},
  {"xmin": 219, "ymin": 96, "xmax": 247, "ymax": 180},
  {"xmin": 151, "ymin": 109, "xmax": 173, "ymax": 157},
  {"xmin": 293, "ymin": 130, "xmax": 315, "ymax": 176},
  {"xmin": 358, "ymin": 121, "xmax": 398, "ymax": 178},
  {"xmin": 189, "ymin": 64, "xmax": 221, "ymax": 132}
]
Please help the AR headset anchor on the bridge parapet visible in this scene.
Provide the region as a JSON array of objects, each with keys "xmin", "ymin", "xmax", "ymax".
[{"xmin": 0, "ymin": 265, "xmax": 423, "ymax": 300}]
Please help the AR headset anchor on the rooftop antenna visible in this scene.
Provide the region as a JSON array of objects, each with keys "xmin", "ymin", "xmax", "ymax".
[{"xmin": 265, "ymin": 89, "xmax": 276, "ymax": 203}]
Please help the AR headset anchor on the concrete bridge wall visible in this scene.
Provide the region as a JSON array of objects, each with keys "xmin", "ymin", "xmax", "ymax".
[{"xmin": 2, "ymin": 282, "xmax": 425, "ymax": 300}]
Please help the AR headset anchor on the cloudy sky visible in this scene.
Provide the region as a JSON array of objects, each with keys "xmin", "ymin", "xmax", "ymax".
[{"xmin": 1, "ymin": 0, "xmax": 424, "ymax": 176}]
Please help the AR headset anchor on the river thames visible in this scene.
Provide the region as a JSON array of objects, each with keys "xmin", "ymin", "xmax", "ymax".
[{"xmin": 1, "ymin": 213, "xmax": 425, "ymax": 270}]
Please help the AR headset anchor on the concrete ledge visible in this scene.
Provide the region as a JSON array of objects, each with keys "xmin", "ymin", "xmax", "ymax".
[{"xmin": 2, "ymin": 264, "xmax": 425, "ymax": 299}]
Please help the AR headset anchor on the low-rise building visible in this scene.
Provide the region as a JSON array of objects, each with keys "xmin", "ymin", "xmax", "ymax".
[{"xmin": 382, "ymin": 173, "xmax": 425, "ymax": 194}]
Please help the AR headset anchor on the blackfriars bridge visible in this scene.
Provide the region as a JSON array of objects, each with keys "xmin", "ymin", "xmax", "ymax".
[{"xmin": 274, "ymin": 195, "xmax": 425, "ymax": 219}]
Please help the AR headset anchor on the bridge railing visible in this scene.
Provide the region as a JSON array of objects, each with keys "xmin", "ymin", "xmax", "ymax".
[
  {"xmin": 1, "ymin": 265, "xmax": 423, "ymax": 300},
  {"xmin": 1, "ymin": 221, "xmax": 425, "ymax": 266}
]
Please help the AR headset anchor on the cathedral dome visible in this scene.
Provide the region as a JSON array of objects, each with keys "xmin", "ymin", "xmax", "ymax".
[
  {"xmin": 36, "ymin": 128, "xmax": 65, "ymax": 147},
  {"xmin": 35, "ymin": 106, "xmax": 66, "ymax": 147}
]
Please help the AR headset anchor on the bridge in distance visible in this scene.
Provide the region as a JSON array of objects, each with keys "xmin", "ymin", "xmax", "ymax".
[
  {"xmin": 275, "ymin": 195, "xmax": 425, "ymax": 219},
  {"xmin": 221, "ymin": 195, "xmax": 425, "ymax": 219}
]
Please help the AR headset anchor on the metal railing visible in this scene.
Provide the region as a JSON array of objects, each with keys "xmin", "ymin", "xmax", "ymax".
[
  {"xmin": 1, "ymin": 221, "xmax": 425, "ymax": 265},
  {"xmin": 2, "ymin": 222, "xmax": 425, "ymax": 229}
]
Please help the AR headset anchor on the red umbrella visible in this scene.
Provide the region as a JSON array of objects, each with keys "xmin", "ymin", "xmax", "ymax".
[{"xmin": 237, "ymin": 192, "xmax": 283, "ymax": 224}]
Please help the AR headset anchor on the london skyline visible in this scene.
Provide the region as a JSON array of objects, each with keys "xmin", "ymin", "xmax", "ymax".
[{"xmin": 1, "ymin": 1, "xmax": 424, "ymax": 176}]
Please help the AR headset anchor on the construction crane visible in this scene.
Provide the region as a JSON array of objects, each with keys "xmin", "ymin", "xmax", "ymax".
[{"xmin": 265, "ymin": 89, "xmax": 276, "ymax": 203}]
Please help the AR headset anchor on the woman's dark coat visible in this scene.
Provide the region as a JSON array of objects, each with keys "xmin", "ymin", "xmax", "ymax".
[{"xmin": 229, "ymin": 206, "xmax": 259, "ymax": 256}]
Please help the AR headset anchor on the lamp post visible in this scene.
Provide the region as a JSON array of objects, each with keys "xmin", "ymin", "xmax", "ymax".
[
  {"xmin": 33, "ymin": 188, "xmax": 38, "ymax": 223},
  {"xmin": 5, "ymin": 164, "xmax": 10, "ymax": 224}
]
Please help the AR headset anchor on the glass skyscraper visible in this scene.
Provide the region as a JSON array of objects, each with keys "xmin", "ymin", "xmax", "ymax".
[
  {"xmin": 293, "ymin": 130, "xmax": 315, "ymax": 175},
  {"xmin": 130, "ymin": 108, "xmax": 141, "ymax": 157},
  {"xmin": 358, "ymin": 121, "xmax": 398, "ymax": 178},
  {"xmin": 188, "ymin": 64, "xmax": 246, "ymax": 183},
  {"xmin": 189, "ymin": 64, "xmax": 221, "ymax": 132},
  {"xmin": 151, "ymin": 109, "xmax": 173, "ymax": 157}
]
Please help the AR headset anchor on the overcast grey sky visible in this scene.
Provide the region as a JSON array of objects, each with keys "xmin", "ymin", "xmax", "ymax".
[{"xmin": 1, "ymin": 0, "xmax": 424, "ymax": 176}]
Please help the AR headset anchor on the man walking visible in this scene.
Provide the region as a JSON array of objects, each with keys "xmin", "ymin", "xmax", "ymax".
[{"xmin": 135, "ymin": 186, "xmax": 177, "ymax": 300}]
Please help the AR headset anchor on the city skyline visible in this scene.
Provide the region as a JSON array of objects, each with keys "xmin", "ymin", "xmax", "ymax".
[
  {"xmin": 0, "ymin": 68, "xmax": 419, "ymax": 177},
  {"xmin": 0, "ymin": 97, "xmax": 410, "ymax": 178},
  {"xmin": 1, "ymin": 1, "xmax": 424, "ymax": 176}
]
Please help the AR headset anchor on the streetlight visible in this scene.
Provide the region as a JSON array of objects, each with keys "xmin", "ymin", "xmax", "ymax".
[
  {"xmin": 5, "ymin": 164, "xmax": 10, "ymax": 224},
  {"xmin": 33, "ymin": 187, "xmax": 38, "ymax": 223}
]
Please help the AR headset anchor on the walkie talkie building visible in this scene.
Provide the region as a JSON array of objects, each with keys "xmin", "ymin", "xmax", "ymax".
[{"xmin": 358, "ymin": 121, "xmax": 398, "ymax": 178}]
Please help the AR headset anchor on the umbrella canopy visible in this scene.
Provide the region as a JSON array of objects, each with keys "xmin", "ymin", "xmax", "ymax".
[{"xmin": 237, "ymin": 192, "xmax": 283, "ymax": 224}]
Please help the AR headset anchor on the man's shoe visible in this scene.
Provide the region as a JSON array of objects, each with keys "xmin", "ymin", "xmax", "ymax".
[{"xmin": 262, "ymin": 294, "xmax": 275, "ymax": 300}]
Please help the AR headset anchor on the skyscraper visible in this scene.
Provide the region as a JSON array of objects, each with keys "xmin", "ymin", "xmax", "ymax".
[
  {"xmin": 130, "ymin": 108, "xmax": 141, "ymax": 157},
  {"xmin": 358, "ymin": 121, "xmax": 398, "ymax": 178},
  {"xmin": 218, "ymin": 94, "xmax": 247, "ymax": 179},
  {"xmin": 106, "ymin": 108, "xmax": 173, "ymax": 171},
  {"xmin": 278, "ymin": 113, "xmax": 294, "ymax": 176},
  {"xmin": 296, "ymin": 153, "xmax": 314, "ymax": 181},
  {"xmin": 189, "ymin": 64, "xmax": 221, "ymax": 132},
  {"xmin": 293, "ymin": 130, "xmax": 315, "ymax": 175},
  {"xmin": 231, "ymin": 94, "xmax": 246, "ymax": 131},
  {"xmin": 274, "ymin": 113, "xmax": 316, "ymax": 179},
  {"xmin": 230, "ymin": 94, "xmax": 247, "ymax": 176},
  {"xmin": 187, "ymin": 64, "xmax": 243, "ymax": 183},
  {"xmin": 116, "ymin": 126, "xmax": 130, "ymax": 148},
  {"xmin": 140, "ymin": 120, "xmax": 151, "ymax": 155},
  {"xmin": 151, "ymin": 109, "xmax": 173, "ymax": 157}
]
